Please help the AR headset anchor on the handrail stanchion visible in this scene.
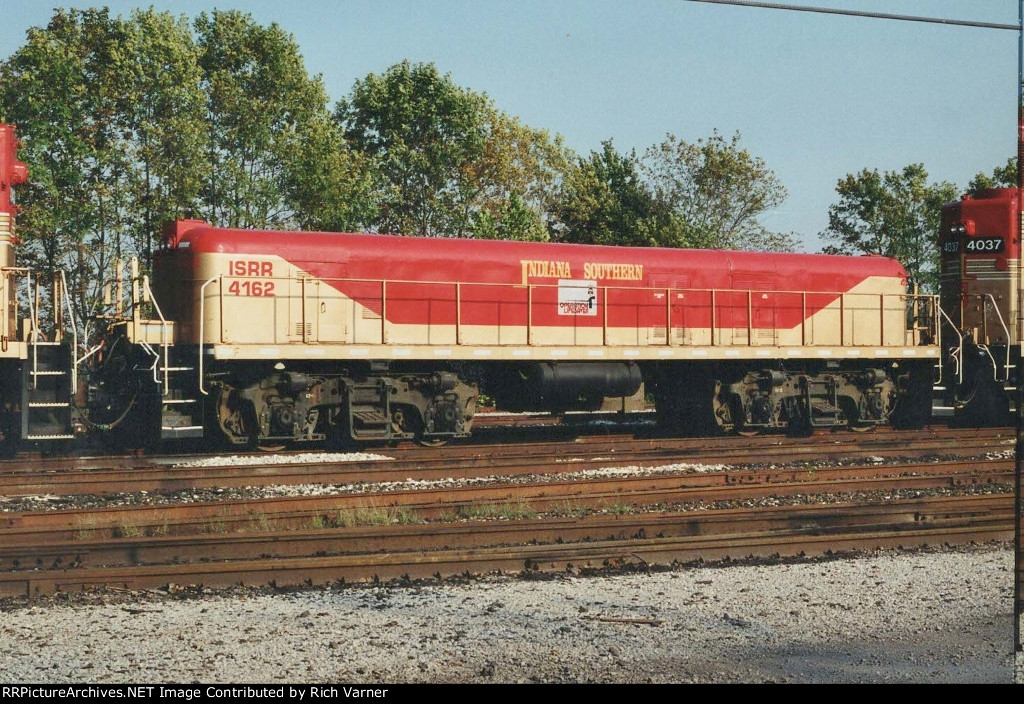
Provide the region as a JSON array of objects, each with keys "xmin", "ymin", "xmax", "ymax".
[{"xmin": 198, "ymin": 275, "xmax": 219, "ymax": 396}]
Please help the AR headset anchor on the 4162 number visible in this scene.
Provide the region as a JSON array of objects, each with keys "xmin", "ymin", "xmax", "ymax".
[{"xmin": 227, "ymin": 280, "xmax": 275, "ymax": 297}]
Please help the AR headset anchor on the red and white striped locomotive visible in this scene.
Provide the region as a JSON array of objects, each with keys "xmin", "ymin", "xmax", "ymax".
[{"xmin": 0, "ymin": 123, "xmax": 944, "ymax": 449}]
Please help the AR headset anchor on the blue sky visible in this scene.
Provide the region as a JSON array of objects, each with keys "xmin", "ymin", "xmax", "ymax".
[{"xmin": 1, "ymin": 1, "xmax": 1019, "ymax": 251}]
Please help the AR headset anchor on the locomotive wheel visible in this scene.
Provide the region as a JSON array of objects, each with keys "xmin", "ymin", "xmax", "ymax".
[
  {"xmin": 215, "ymin": 388, "xmax": 262, "ymax": 449},
  {"xmin": 392, "ymin": 403, "xmax": 450, "ymax": 447}
]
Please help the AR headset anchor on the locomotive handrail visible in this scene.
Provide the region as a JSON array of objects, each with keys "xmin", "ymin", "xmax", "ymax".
[
  {"xmin": 981, "ymin": 293, "xmax": 1011, "ymax": 383},
  {"xmin": 139, "ymin": 340, "xmax": 162, "ymax": 385},
  {"xmin": 76, "ymin": 342, "xmax": 104, "ymax": 367},
  {"xmin": 209, "ymin": 271, "xmax": 930, "ymax": 351},
  {"xmin": 198, "ymin": 275, "xmax": 220, "ymax": 397},
  {"xmin": 25, "ymin": 271, "xmax": 37, "ymax": 388},
  {"xmin": 142, "ymin": 277, "xmax": 170, "ymax": 395},
  {"xmin": 220, "ymin": 270, "xmax": 908, "ymax": 300},
  {"xmin": 59, "ymin": 271, "xmax": 78, "ymax": 394},
  {"xmin": 937, "ymin": 306, "xmax": 963, "ymax": 385}
]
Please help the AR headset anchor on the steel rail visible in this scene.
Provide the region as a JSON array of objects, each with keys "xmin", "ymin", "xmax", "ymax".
[
  {"xmin": 0, "ymin": 432, "xmax": 1010, "ymax": 497},
  {"xmin": 0, "ymin": 521, "xmax": 1010, "ymax": 598},
  {"xmin": 0, "ymin": 460, "xmax": 1011, "ymax": 543}
]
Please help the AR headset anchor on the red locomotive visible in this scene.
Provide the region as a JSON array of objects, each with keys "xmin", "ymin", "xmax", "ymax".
[
  {"xmin": 0, "ymin": 123, "xmax": 944, "ymax": 450},
  {"xmin": 939, "ymin": 187, "xmax": 1020, "ymax": 423}
]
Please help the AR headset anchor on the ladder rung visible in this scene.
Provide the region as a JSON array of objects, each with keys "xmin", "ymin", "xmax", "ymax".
[
  {"xmin": 24, "ymin": 434, "xmax": 74, "ymax": 440},
  {"xmin": 29, "ymin": 370, "xmax": 66, "ymax": 376},
  {"xmin": 163, "ymin": 398, "xmax": 197, "ymax": 405},
  {"xmin": 162, "ymin": 425, "xmax": 203, "ymax": 432},
  {"xmin": 28, "ymin": 402, "xmax": 70, "ymax": 408},
  {"xmin": 165, "ymin": 367, "xmax": 195, "ymax": 372}
]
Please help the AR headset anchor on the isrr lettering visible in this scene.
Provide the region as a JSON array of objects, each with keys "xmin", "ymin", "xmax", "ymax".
[{"xmin": 229, "ymin": 260, "xmax": 274, "ymax": 277}]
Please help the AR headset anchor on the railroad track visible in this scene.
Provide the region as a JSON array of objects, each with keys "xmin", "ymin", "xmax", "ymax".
[
  {"xmin": 0, "ymin": 425, "xmax": 1011, "ymax": 496},
  {"xmin": 0, "ymin": 444, "xmax": 1013, "ymax": 597},
  {"xmin": 0, "ymin": 497, "xmax": 1011, "ymax": 598}
]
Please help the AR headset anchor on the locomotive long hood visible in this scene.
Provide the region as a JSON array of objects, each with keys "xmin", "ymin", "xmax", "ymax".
[{"xmin": 161, "ymin": 221, "xmax": 908, "ymax": 300}]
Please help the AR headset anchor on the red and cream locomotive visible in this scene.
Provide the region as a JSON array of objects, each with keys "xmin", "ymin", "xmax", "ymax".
[{"xmin": 0, "ymin": 123, "xmax": 947, "ymax": 450}]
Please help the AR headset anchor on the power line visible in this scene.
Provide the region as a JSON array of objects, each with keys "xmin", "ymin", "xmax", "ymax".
[{"xmin": 683, "ymin": 0, "xmax": 1019, "ymax": 31}]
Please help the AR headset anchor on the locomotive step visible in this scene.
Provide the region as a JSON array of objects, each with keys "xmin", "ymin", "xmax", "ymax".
[
  {"xmin": 162, "ymin": 398, "xmax": 198, "ymax": 405},
  {"xmin": 27, "ymin": 401, "xmax": 72, "ymax": 408},
  {"xmin": 23, "ymin": 434, "xmax": 75, "ymax": 441},
  {"xmin": 351, "ymin": 410, "xmax": 391, "ymax": 439}
]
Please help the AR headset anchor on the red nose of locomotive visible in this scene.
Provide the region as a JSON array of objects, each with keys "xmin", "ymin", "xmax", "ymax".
[
  {"xmin": 939, "ymin": 188, "xmax": 1019, "ymax": 345},
  {"xmin": 0, "ymin": 124, "xmax": 28, "ymax": 216}
]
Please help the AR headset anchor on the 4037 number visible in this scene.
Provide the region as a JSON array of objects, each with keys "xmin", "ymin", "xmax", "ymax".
[
  {"xmin": 227, "ymin": 280, "xmax": 275, "ymax": 297},
  {"xmin": 964, "ymin": 238, "xmax": 1005, "ymax": 253}
]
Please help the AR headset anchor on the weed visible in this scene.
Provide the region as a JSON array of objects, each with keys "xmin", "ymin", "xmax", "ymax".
[
  {"xmin": 458, "ymin": 500, "xmax": 537, "ymax": 521},
  {"xmin": 602, "ymin": 501, "xmax": 635, "ymax": 516},
  {"xmin": 114, "ymin": 523, "xmax": 143, "ymax": 539},
  {"xmin": 549, "ymin": 500, "xmax": 587, "ymax": 518}
]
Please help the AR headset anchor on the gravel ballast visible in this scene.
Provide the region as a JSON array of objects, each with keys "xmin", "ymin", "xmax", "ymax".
[{"xmin": 0, "ymin": 545, "xmax": 1017, "ymax": 684}]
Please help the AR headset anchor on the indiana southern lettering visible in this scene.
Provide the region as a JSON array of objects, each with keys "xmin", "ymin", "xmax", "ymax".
[{"xmin": 519, "ymin": 259, "xmax": 643, "ymax": 284}]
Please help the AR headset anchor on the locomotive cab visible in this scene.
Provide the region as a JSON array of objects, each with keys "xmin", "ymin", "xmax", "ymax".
[{"xmin": 938, "ymin": 188, "xmax": 1020, "ymax": 424}]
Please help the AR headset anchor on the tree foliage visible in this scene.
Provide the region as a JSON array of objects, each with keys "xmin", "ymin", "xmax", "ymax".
[
  {"xmin": 968, "ymin": 157, "xmax": 1017, "ymax": 191},
  {"xmin": 195, "ymin": 10, "xmax": 370, "ymax": 231},
  {"xmin": 550, "ymin": 140, "xmax": 669, "ymax": 247},
  {"xmin": 551, "ymin": 133, "xmax": 793, "ymax": 251},
  {"xmin": 820, "ymin": 164, "xmax": 957, "ymax": 292},
  {"xmin": 641, "ymin": 132, "xmax": 793, "ymax": 251},
  {"xmin": 336, "ymin": 61, "xmax": 568, "ymax": 239},
  {"xmin": 0, "ymin": 8, "xmax": 372, "ymax": 338},
  {"xmin": 0, "ymin": 8, "xmax": 202, "ymax": 338}
]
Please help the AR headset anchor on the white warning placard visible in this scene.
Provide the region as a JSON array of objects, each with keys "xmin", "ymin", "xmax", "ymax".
[{"xmin": 557, "ymin": 279, "xmax": 597, "ymax": 316}]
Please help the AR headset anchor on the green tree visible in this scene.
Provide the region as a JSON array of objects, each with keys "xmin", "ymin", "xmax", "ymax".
[
  {"xmin": 641, "ymin": 131, "xmax": 794, "ymax": 251},
  {"xmin": 195, "ymin": 10, "xmax": 368, "ymax": 230},
  {"xmin": 1, "ymin": 8, "xmax": 374, "ymax": 340},
  {"xmin": 821, "ymin": 164, "xmax": 957, "ymax": 292},
  {"xmin": 121, "ymin": 8, "xmax": 206, "ymax": 265},
  {"xmin": 968, "ymin": 157, "xmax": 1017, "ymax": 190},
  {"xmin": 550, "ymin": 140, "xmax": 669, "ymax": 247},
  {"xmin": 462, "ymin": 110, "xmax": 568, "ymax": 242},
  {"xmin": 337, "ymin": 60, "xmax": 489, "ymax": 237},
  {"xmin": 551, "ymin": 133, "xmax": 791, "ymax": 252},
  {"xmin": 470, "ymin": 193, "xmax": 546, "ymax": 241},
  {"xmin": 337, "ymin": 61, "xmax": 569, "ymax": 239},
  {"xmin": 282, "ymin": 115, "xmax": 378, "ymax": 233},
  {"xmin": 0, "ymin": 8, "xmax": 152, "ymax": 339}
]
